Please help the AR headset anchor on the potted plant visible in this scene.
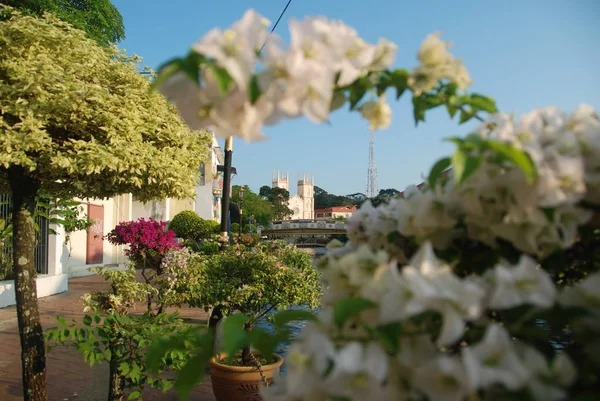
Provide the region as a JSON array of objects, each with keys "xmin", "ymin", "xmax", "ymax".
[{"xmin": 193, "ymin": 241, "xmax": 321, "ymax": 401}]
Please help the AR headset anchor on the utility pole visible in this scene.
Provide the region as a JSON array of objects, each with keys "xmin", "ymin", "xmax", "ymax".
[{"xmin": 219, "ymin": 136, "xmax": 234, "ymax": 242}]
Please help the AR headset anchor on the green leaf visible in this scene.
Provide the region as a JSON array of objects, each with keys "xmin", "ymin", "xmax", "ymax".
[
  {"xmin": 428, "ymin": 157, "xmax": 451, "ymax": 189},
  {"xmin": 374, "ymin": 322, "xmax": 403, "ymax": 353},
  {"xmin": 348, "ymin": 77, "xmax": 370, "ymax": 109},
  {"xmin": 333, "ymin": 297, "xmax": 376, "ymax": 329},
  {"xmin": 249, "ymin": 75, "xmax": 262, "ymax": 105},
  {"xmin": 120, "ymin": 362, "xmax": 130, "ymax": 375},
  {"xmin": 220, "ymin": 314, "xmax": 251, "ymax": 363},
  {"xmin": 174, "ymin": 353, "xmax": 208, "ymax": 401},
  {"xmin": 83, "ymin": 315, "xmax": 92, "ymax": 326},
  {"xmin": 486, "ymin": 140, "xmax": 537, "ymax": 183},
  {"xmin": 151, "ymin": 58, "xmax": 183, "ymax": 91},
  {"xmin": 56, "ymin": 316, "xmax": 67, "ymax": 328},
  {"xmin": 93, "ymin": 312, "xmax": 101, "ymax": 324},
  {"xmin": 390, "ymin": 69, "xmax": 409, "ymax": 99},
  {"xmin": 542, "ymin": 207, "xmax": 555, "ymax": 222},
  {"xmin": 127, "ymin": 391, "xmax": 142, "ymax": 400},
  {"xmin": 180, "ymin": 51, "xmax": 204, "ymax": 84},
  {"xmin": 273, "ymin": 309, "xmax": 318, "ymax": 328},
  {"xmin": 104, "ymin": 348, "xmax": 112, "ymax": 361},
  {"xmin": 463, "ymin": 133, "xmax": 486, "ymax": 146},
  {"xmin": 451, "ymin": 149, "xmax": 481, "ymax": 185},
  {"xmin": 463, "ymin": 93, "xmax": 497, "ymax": 114},
  {"xmin": 412, "ymin": 94, "xmax": 442, "ymax": 125},
  {"xmin": 249, "ymin": 328, "xmax": 281, "ymax": 364},
  {"xmin": 207, "ymin": 63, "xmax": 233, "ymax": 95},
  {"xmin": 459, "ymin": 108, "xmax": 475, "ymax": 124}
]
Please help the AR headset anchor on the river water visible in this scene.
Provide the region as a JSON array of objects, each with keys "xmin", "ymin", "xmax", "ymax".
[{"xmin": 254, "ymin": 305, "xmax": 316, "ymax": 374}]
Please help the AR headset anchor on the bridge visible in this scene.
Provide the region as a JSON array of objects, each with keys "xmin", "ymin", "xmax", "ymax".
[{"xmin": 260, "ymin": 221, "xmax": 347, "ymax": 236}]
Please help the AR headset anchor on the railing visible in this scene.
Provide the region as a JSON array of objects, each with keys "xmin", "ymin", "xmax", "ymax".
[{"xmin": 0, "ymin": 194, "xmax": 49, "ymax": 280}]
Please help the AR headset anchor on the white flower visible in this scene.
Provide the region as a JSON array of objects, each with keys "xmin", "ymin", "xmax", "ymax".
[
  {"xmin": 368, "ymin": 38, "xmax": 398, "ymax": 71},
  {"xmin": 417, "ymin": 32, "xmax": 453, "ymax": 67},
  {"xmin": 297, "ymin": 323, "xmax": 336, "ymax": 375},
  {"xmin": 359, "ymin": 95, "xmax": 392, "ymax": 131},
  {"xmin": 462, "ymin": 324, "xmax": 530, "ymax": 391},
  {"xmin": 276, "ymin": 50, "xmax": 334, "ymax": 123},
  {"xmin": 280, "ymin": 343, "xmax": 324, "ymax": 398},
  {"xmin": 397, "ymin": 334, "xmax": 438, "ymax": 370},
  {"xmin": 485, "ymin": 255, "xmax": 556, "ymax": 309},
  {"xmin": 320, "ymin": 244, "xmax": 389, "ymax": 303},
  {"xmin": 314, "ymin": 20, "xmax": 376, "ymax": 86},
  {"xmin": 559, "ymin": 271, "xmax": 600, "ymax": 324},
  {"xmin": 413, "ymin": 356, "xmax": 471, "ymax": 401},
  {"xmin": 409, "ymin": 32, "xmax": 472, "ymax": 95},
  {"xmin": 324, "ymin": 341, "xmax": 399, "ymax": 401},
  {"xmin": 570, "ymin": 103, "xmax": 600, "ymax": 156},
  {"xmin": 192, "ymin": 9, "xmax": 269, "ymax": 90},
  {"xmin": 373, "ymin": 261, "xmax": 413, "ymax": 323},
  {"xmin": 288, "ymin": 17, "xmax": 334, "ymax": 64},
  {"xmin": 399, "ymin": 243, "xmax": 485, "ymax": 345},
  {"xmin": 392, "ymin": 190, "xmax": 457, "ymax": 249},
  {"xmin": 346, "ymin": 201, "xmax": 377, "ymax": 245},
  {"xmin": 343, "ymin": 245, "xmax": 390, "ymax": 288},
  {"xmin": 551, "ymin": 352, "xmax": 577, "ymax": 387},
  {"xmin": 489, "ymin": 205, "xmax": 549, "ymax": 255},
  {"xmin": 157, "ymin": 72, "xmax": 207, "ymax": 130},
  {"xmin": 331, "ymin": 342, "xmax": 388, "ymax": 383},
  {"xmin": 519, "ymin": 345, "xmax": 576, "ymax": 401}
]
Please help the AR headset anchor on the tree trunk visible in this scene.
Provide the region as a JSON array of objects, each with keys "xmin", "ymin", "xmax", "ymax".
[
  {"xmin": 108, "ymin": 354, "xmax": 125, "ymax": 401},
  {"xmin": 241, "ymin": 322, "xmax": 253, "ymax": 366},
  {"xmin": 9, "ymin": 169, "xmax": 47, "ymax": 401},
  {"xmin": 208, "ymin": 305, "xmax": 225, "ymax": 329}
]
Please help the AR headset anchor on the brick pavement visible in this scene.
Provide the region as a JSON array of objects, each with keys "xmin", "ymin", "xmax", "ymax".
[{"xmin": 0, "ymin": 273, "xmax": 216, "ymax": 401}]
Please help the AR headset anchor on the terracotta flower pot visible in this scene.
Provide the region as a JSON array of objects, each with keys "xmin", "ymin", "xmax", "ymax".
[{"xmin": 210, "ymin": 352, "xmax": 284, "ymax": 401}]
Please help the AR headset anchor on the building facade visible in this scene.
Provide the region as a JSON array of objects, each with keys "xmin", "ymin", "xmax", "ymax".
[
  {"xmin": 272, "ymin": 171, "xmax": 315, "ymax": 221},
  {"xmin": 0, "ymin": 132, "xmax": 224, "ymax": 308},
  {"xmin": 314, "ymin": 205, "xmax": 357, "ymax": 221}
]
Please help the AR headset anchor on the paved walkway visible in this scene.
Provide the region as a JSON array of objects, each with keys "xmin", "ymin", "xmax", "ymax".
[{"xmin": 0, "ymin": 273, "xmax": 215, "ymax": 401}]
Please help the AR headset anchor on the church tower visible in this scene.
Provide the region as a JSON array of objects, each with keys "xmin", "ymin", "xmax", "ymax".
[
  {"xmin": 297, "ymin": 173, "xmax": 314, "ymax": 220},
  {"xmin": 272, "ymin": 170, "xmax": 289, "ymax": 191}
]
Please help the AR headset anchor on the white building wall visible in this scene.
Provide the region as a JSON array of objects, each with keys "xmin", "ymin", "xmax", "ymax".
[
  {"xmin": 288, "ymin": 195, "xmax": 303, "ymax": 220},
  {"xmin": 195, "ymin": 185, "xmax": 214, "ymax": 221},
  {"xmin": 66, "ymin": 197, "xmax": 120, "ymax": 277},
  {"xmin": 2, "ymin": 133, "xmax": 222, "ymax": 307}
]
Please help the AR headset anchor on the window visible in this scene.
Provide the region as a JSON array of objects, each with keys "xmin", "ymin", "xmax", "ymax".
[{"xmin": 199, "ymin": 163, "xmax": 206, "ymax": 186}]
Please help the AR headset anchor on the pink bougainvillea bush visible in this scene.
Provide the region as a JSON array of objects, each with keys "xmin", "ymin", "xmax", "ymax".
[{"xmin": 106, "ymin": 218, "xmax": 180, "ymax": 268}]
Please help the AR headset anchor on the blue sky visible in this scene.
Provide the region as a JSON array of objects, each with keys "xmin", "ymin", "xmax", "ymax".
[{"xmin": 113, "ymin": 0, "xmax": 600, "ymax": 196}]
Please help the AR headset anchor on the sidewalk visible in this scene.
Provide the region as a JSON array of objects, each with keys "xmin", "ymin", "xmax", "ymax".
[{"xmin": 0, "ymin": 273, "xmax": 215, "ymax": 401}]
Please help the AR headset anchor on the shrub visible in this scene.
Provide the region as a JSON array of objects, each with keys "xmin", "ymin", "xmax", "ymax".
[
  {"xmin": 169, "ymin": 210, "xmax": 219, "ymax": 242},
  {"xmin": 155, "ymin": 247, "xmax": 206, "ymax": 308},
  {"xmin": 190, "ymin": 242, "xmax": 321, "ymax": 366},
  {"xmin": 106, "ymin": 218, "xmax": 179, "ymax": 269}
]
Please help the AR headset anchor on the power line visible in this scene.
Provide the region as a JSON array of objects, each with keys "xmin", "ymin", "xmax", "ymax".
[{"xmin": 259, "ymin": 0, "xmax": 293, "ymax": 54}]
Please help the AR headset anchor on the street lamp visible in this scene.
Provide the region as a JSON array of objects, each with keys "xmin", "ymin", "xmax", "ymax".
[{"xmin": 239, "ymin": 187, "xmax": 245, "ymax": 237}]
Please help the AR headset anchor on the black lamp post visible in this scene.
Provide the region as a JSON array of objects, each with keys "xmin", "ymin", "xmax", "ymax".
[{"xmin": 238, "ymin": 187, "xmax": 245, "ymax": 236}]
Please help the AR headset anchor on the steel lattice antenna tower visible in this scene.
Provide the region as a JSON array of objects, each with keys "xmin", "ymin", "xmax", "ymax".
[{"xmin": 366, "ymin": 128, "xmax": 379, "ymax": 198}]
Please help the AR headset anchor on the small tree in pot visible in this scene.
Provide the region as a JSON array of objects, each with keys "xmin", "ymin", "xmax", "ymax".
[{"xmin": 193, "ymin": 242, "xmax": 321, "ymax": 400}]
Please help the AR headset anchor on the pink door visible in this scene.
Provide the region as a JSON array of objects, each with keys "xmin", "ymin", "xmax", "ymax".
[{"xmin": 86, "ymin": 204, "xmax": 104, "ymax": 265}]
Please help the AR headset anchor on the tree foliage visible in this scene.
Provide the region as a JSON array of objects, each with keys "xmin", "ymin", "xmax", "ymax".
[
  {"xmin": 1, "ymin": 0, "xmax": 125, "ymax": 46},
  {"xmin": 0, "ymin": 8, "xmax": 210, "ymax": 400},
  {"xmin": 168, "ymin": 210, "xmax": 218, "ymax": 242},
  {"xmin": 231, "ymin": 185, "xmax": 273, "ymax": 226},
  {"xmin": 314, "ymin": 186, "xmax": 400, "ymax": 209},
  {"xmin": 0, "ymin": 7, "xmax": 211, "ymax": 200},
  {"xmin": 259, "ymin": 185, "xmax": 293, "ymax": 221}
]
